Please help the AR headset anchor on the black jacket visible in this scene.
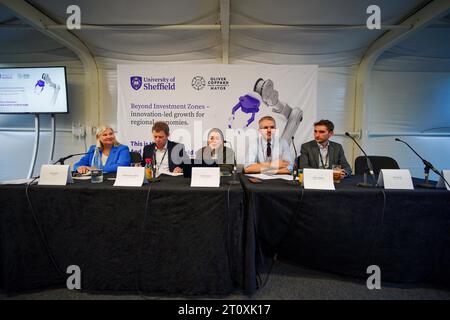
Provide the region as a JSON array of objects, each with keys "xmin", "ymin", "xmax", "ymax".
[
  {"xmin": 298, "ymin": 140, "xmax": 352, "ymax": 176},
  {"xmin": 141, "ymin": 140, "xmax": 189, "ymax": 172}
]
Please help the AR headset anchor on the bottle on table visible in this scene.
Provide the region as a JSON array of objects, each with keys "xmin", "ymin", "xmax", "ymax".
[
  {"xmin": 91, "ymin": 147, "xmax": 103, "ymax": 183},
  {"xmin": 298, "ymin": 169, "xmax": 303, "ymax": 186},
  {"xmin": 145, "ymin": 158, "xmax": 153, "ymax": 181}
]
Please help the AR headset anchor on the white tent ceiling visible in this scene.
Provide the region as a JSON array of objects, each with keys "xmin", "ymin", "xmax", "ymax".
[
  {"xmin": 0, "ymin": 0, "xmax": 449, "ymax": 182},
  {"xmin": 1, "ymin": 0, "xmax": 449, "ymax": 67}
]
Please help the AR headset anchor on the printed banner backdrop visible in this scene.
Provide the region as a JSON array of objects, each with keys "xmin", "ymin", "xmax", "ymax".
[{"xmin": 117, "ymin": 64, "xmax": 317, "ymax": 163}]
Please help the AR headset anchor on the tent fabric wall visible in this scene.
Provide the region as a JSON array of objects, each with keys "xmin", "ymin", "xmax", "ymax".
[
  {"xmin": 366, "ymin": 69, "xmax": 450, "ymax": 179},
  {"xmin": 366, "ymin": 20, "xmax": 450, "ymax": 180}
]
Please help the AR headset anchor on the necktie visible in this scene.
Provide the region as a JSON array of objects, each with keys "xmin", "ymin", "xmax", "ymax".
[{"xmin": 267, "ymin": 141, "xmax": 272, "ymax": 158}]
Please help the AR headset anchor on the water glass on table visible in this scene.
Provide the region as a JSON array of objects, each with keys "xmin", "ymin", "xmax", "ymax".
[
  {"xmin": 91, "ymin": 169, "xmax": 103, "ymax": 183},
  {"xmin": 332, "ymin": 164, "xmax": 342, "ymax": 183}
]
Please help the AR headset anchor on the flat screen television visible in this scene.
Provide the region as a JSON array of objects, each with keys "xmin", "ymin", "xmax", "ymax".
[{"xmin": 0, "ymin": 66, "xmax": 69, "ymax": 114}]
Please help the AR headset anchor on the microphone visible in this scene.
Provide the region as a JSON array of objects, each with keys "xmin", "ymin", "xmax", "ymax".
[
  {"xmin": 152, "ymin": 150, "xmax": 157, "ymax": 172},
  {"xmin": 53, "ymin": 151, "xmax": 92, "ymax": 165},
  {"xmin": 147, "ymin": 148, "xmax": 160, "ymax": 182},
  {"xmin": 345, "ymin": 132, "xmax": 376, "ymax": 187},
  {"xmin": 395, "ymin": 138, "xmax": 445, "ymax": 188},
  {"xmin": 288, "ymin": 136, "xmax": 299, "ymax": 185},
  {"xmin": 223, "ymin": 140, "xmax": 236, "ymax": 164},
  {"xmin": 395, "ymin": 138, "xmax": 439, "ymax": 174},
  {"xmin": 224, "ymin": 140, "xmax": 240, "ymax": 185}
]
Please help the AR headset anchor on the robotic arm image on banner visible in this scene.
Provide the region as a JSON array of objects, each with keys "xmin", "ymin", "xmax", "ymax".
[
  {"xmin": 34, "ymin": 73, "xmax": 61, "ymax": 106},
  {"xmin": 254, "ymin": 78, "xmax": 303, "ymax": 143},
  {"xmin": 228, "ymin": 78, "xmax": 303, "ymax": 143}
]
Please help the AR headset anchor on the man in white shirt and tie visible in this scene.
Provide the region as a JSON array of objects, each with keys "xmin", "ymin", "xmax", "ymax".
[{"xmin": 244, "ymin": 116, "xmax": 293, "ymax": 174}]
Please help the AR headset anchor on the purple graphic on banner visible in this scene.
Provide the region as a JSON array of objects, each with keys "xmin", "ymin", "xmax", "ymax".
[
  {"xmin": 228, "ymin": 94, "xmax": 261, "ymax": 128},
  {"xmin": 130, "ymin": 76, "xmax": 142, "ymax": 90}
]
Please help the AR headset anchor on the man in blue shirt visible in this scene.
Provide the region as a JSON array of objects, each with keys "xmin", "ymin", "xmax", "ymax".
[{"xmin": 244, "ymin": 116, "xmax": 293, "ymax": 175}]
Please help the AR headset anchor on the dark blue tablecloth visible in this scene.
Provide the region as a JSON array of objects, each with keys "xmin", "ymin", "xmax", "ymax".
[
  {"xmin": 241, "ymin": 174, "xmax": 450, "ymax": 287},
  {"xmin": 0, "ymin": 175, "xmax": 248, "ymax": 295}
]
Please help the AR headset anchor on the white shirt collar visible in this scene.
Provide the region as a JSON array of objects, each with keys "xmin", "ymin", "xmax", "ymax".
[
  {"xmin": 317, "ymin": 141, "xmax": 329, "ymax": 149},
  {"xmin": 155, "ymin": 141, "xmax": 168, "ymax": 151},
  {"xmin": 261, "ymin": 135, "xmax": 272, "ymax": 145}
]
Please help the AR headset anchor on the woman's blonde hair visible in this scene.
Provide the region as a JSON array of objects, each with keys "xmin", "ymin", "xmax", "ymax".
[{"xmin": 95, "ymin": 125, "xmax": 121, "ymax": 149}]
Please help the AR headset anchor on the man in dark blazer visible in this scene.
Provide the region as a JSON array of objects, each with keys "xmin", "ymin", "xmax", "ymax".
[
  {"xmin": 298, "ymin": 119, "xmax": 352, "ymax": 177},
  {"xmin": 141, "ymin": 121, "xmax": 188, "ymax": 173}
]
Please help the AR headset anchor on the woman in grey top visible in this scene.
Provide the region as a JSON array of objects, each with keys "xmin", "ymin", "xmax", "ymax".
[{"xmin": 196, "ymin": 128, "xmax": 235, "ymax": 175}]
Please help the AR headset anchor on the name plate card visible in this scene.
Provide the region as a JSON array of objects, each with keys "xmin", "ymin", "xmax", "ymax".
[
  {"xmin": 377, "ymin": 169, "xmax": 414, "ymax": 190},
  {"xmin": 303, "ymin": 168, "xmax": 335, "ymax": 190},
  {"xmin": 114, "ymin": 167, "xmax": 146, "ymax": 187},
  {"xmin": 191, "ymin": 167, "xmax": 220, "ymax": 188},
  {"xmin": 38, "ymin": 165, "xmax": 73, "ymax": 186},
  {"xmin": 436, "ymin": 170, "xmax": 450, "ymax": 190}
]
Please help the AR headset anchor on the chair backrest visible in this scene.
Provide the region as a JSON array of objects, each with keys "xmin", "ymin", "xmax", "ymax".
[
  {"xmin": 129, "ymin": 151, "xmax": 142, "ymax": 164},
  {"xmin": 354, "ymin": 156, "xmax": 400, "ymax": 175}
]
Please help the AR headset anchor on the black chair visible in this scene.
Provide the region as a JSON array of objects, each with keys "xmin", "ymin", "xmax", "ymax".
[
  {"xmin": 354, "ymin": 156, "xmax": 399, "ymax": 175},
  {"xmin": 129, "ymin": 151, "xmax": 142, "ymax": 164}
]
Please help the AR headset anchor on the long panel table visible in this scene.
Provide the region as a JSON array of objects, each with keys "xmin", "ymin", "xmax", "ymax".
[
  {"xmin": 0, "ymin": 175, "xmax": 253, "ymax": 295},
  {"xmin": 241, "ymin": 175, "xmax": 450, "ymax": 287},
  {"xmin": 2, "ymin": 173, "xmax": 449, "ymax": 296}
]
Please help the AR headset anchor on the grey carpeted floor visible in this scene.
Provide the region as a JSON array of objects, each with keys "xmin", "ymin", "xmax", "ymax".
[{"xmin": 2, "ymin": 259, "xmax": 449, "ymax": 300}]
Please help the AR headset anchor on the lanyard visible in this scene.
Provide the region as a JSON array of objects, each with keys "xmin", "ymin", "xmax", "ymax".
[
  {"xmin": 318, "ymin": 146, "xmax": 329, "ymax": 169},
  {"xmin": 155, "ymin": 148, "xmax": 168, "ymax": 168}
]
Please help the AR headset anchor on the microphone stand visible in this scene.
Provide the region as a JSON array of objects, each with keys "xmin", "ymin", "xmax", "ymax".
[
  {"xmin": 53, "ymin": 152, "xmax": 89, "ymax": 165},
  {"xmin": 224, "ymin": 141, "xmax": 240, "ymax": 185},
  {"xmin": 149, "ymin": 151, "xmax": 160, "ymax": 182},
  {"xmin": 288, "ymin": 136, "xmax": 300, "ymax": 185},
  {"xmin": 345, "ymin": 132, "xmax": 376, "ymax": 188},
  {"xmin": 229, "ymin": 158, "xmax": 240, "ymax": 185},
  {"xmin": 395, "ymin": 138, "xmax": 439, "ymax": 189}
]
